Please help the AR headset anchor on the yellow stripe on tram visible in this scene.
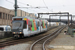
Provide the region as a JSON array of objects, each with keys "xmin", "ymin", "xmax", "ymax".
[{"xmin": 24, "ymin": 18, "xmax": 27, "ymax": 20}]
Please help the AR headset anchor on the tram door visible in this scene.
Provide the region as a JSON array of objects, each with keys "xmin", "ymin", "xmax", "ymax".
[{"xmin": 23, "ymin": 20, "xmax": 29, "ymax": 36}]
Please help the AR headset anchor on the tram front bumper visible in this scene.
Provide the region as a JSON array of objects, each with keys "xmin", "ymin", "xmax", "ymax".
[{"xmin": 14, "ymin": 35, "xmax": 20, "ymax": 38}]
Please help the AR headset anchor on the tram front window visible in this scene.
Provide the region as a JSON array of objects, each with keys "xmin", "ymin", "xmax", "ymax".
[{"xmin": 12, "ymin": 21, "xmax": 23, "ymax": 29}]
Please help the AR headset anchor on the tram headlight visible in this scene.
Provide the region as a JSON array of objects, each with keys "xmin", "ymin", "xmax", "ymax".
[
  {"xmin": 13, "ymin": 32, "xmax": 15, "ymax": 34},
  {"xmin": 20, "ymin": 32, "xmax": 22, "ymax": 34}
]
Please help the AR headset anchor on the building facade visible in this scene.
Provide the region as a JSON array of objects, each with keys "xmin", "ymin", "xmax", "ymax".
[{"xmin": 0, "ymin": 6, "xmax": 36, "ymax": 26}]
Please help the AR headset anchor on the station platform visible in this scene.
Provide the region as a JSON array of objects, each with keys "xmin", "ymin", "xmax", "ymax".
[{"xmin": 47, "ymin": 27, "xmax": 75, "ymax": 50}]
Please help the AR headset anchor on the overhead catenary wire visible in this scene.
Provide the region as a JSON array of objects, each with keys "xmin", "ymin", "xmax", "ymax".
[
  {"xmin": 6, "ymin": 0, "xmax": 14, "ymax": 4},
  {"xmin": 6, "ymin": 0, "xmax": 39, "ymax": 13},
  {"xmin": 42, "ymin": 0, "xmax": 53, "ymax": 12},
  {"xmin": 6, "ymin": 0, "xmax": 50, "ymax": 13},
  {"xmin": 16, "ymin": 1, "xmax": 39, "ymax": 12},
  {"xmin": 42, "ymin": 0, "xmax": 48, "ymax": 8},
  {"xmin": 17, "ymin": 1, "xmax": 48, "ymax": 13}
]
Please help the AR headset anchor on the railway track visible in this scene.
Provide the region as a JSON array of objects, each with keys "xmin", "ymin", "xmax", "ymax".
[
  {"xmin": 30, "ymin": 26, "xmax": 65, "ymax": 50},
  {"xmin": 0, "ymin": 26, "xmax": 58, "ymax": 48}
]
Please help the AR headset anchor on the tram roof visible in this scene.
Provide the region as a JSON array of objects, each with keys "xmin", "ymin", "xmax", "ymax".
[{"xmin": 12, "ymin": 16, "xmax": 47, "ymax": 21}]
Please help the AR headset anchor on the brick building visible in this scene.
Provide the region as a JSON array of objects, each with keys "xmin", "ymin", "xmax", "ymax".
[{"xmin": 0, "ymin": 6, "xmax": 36, "ymax": 26}]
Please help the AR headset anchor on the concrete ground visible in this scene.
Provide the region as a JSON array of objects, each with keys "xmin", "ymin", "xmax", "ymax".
[
  {"xmin": 2, "ymin": 43, "xmax": 30, "ymax": 50},
  {"xmin": 46, "ymin": 27, "xmax": 75, "ymax": 50}
]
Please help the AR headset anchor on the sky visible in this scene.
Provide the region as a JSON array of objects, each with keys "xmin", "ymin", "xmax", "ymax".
[{"xmin": 0, "ymin": 0, "xmax": 75, "ymax": 20}]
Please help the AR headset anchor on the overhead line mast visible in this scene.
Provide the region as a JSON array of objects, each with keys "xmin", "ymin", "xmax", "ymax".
[
  {"xmin": 15, "ymin": 0, "xmax": 18, "ymax": 17},
  {"xmin": 14, "ymin": 0, "xmax": 48, "ymax": 17}
]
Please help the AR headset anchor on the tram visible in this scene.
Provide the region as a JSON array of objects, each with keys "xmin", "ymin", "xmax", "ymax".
[{"xmin": 12, "ymin": 16, "xmax": 48, "ymax": 38}]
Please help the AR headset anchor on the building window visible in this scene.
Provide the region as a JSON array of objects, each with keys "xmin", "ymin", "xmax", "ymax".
[
  {"xmin": 10, "ymin": 16, "xmax": 11, "ymax": 20},
  {"xmin": 3, "ymin": 13, "xmax": 5, "ymax": 19},
  {"xmin": 0, "ymin": 13, "xmax": 1, "ymax": 18},
  {"xmin": 11, "ymin": 15, "xmax": 14, "ymax": 20},
  {"xmin": 10, "ymin": 15, "xmax": 12, "ymax": 20},
  {"xmin": 25, "ymin": 12, "xmax": 26, "ymax": 16},
  {"xmin": 6, "ymin": 14, "xmax": 7, "ymax": 19},
  {"xmin": 8, "ymin": 14, "xmax": 10, "ymax": 20},
  {"xmin": 12, "ymin": 15, "xmax": 14, "ymax": 17}
]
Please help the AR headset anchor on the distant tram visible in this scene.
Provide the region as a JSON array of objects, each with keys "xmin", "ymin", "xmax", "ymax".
[
  {"xmin": 12, "ymin": 16, "xmax": 48, "ymax": 38},
  {"xmin": 0, "ymin": 25, "xmax": 11, "ymax": 31}
]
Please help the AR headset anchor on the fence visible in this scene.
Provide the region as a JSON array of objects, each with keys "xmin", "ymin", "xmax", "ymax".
[{"xmin": 67, "ymin": 27, "xmax": 74, "ymax": 37}]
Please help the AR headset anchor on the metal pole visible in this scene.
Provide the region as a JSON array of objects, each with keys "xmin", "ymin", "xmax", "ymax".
[
  {"xmin": 15, "ymin": 0, "xmax": 17, "ymax": 17},
  {"xmin": 49, "ymin": 15, "xmax": 50, "ymax": 26},
  {"xmin": 71, "ymin": 15, "xmax": 72, "ymax": 25},
  {"xmin": 59, "ymin": 16, "xmax": 61, "ymax": 25},
  {"xmin": 68, "ymin": 13, "xmax": 69, "ymax": 26}
]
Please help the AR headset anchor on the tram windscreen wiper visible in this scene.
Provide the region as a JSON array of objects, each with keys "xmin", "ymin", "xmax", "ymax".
[{"xmin": 17, "ymin": 23, "xmax": 21, "ymax": 30}]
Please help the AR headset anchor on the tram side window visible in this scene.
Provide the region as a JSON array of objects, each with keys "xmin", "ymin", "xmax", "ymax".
[
  {"xmin": 36, "ymin": 21, "xmax": 38, "ymax": 29},
  {"xmin": 0, "ymin": 27, "xmax": 4, "ymax": 31},
  {"xmin": 41, "ymin": 22, "xmax": 43, "ymax": 28},
  {"xmin": 30, "ymin": 21, "xmax": 32, "ymax": 27},
  {"xmin": 23, "ymin": 21, "xmax": 27, "ymax": 29},
  {"xmin": 45, "ymin": 23, "xmax": 47, "ymax": 28},
  {"xmin": 38, "ymin": 22, "xmax": 39, "ymax": 26},
  {"xmin": 28, "ymin": 21, "xmax": 31, "ymax": 30},
  {"xmin": 46, "ymin": 23, "xmax": 47, "ymax": 25},
  {"xmin": 45, "ymin": 23, "xmax": 46, "ymax": 26},
  {"xmin": 41, "ymin": 22, "xmax": 42, "ymax": 26},
  {"xmin": 28, "ymin": 21, "xmax": 30, "ymax": 30}
]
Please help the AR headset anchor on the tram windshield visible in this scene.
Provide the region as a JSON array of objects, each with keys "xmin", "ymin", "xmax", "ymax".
[{"xmin": 12, "ymin": 21, "xmax": 23, "ymax": 29}]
